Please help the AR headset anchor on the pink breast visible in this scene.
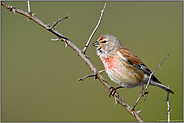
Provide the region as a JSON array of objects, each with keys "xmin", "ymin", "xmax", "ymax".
[{"xmin": 101, "ymin": 57, "xmax": 117, "ymax": 70}]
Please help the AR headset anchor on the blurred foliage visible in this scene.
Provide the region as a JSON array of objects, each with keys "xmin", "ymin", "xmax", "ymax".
[{"xmin": 1, "ymin": 1, "xmax": 183, "ymax": 122}]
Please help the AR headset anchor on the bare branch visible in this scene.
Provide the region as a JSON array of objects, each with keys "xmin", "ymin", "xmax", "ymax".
[
  {"xmin": 1, "ymin": 1, "xmax": 144, "ymax": 122},
  {"xmin": 78, "ymin": 73, "xmax": 97, "ymax": 81},
  {"xmin": 131, "ymin": 54, "xmax": 170, "ymax": 110},
  {"xmin": 166, "ymin": 86, "xmax": 171, "ymax": 122},
  {"xmin": 82, "ymin": 3, "xmax": 106, "ymax": 54},
  {"xmin": 49, "ymin": 15, "xmax": 68, "ymax": 29},
  {"xmin": 27, "ymin": 1, "xmax": 31, "ymax": 13},
  {"xmin": 1, "ymin": 2, "xmax": 69, "ymax": 41}
]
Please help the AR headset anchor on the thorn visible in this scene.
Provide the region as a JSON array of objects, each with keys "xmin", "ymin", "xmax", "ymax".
[
  {"xmin": 51, "ymin": 38, "xmax": 60, "ymax": 41},
  {"xmin": 65, "ymin": 42, "xmax": 68, "ymax": 48},
  {"xmin": 8, "ymin": 6, "xmax": 16, "ymax": 14},
  {"xmin": 98, "ymin": 70, "xmax": 104, "ymax": 74},
  {"xmin": 135, "ymin": 110, "xmax": 143, "ymax": 115},
  {"xmin": 10, "ymin": 6, "xmax": 16, "ymax": 14},
  {"xmin": 12, "ymin": 9, "xmax": 16, "ymax": 14},
  {"xmin": 62, "ymin": 39, "xmax": 68, "ymax": 48},
  {"xmin": 27, "ymin": 13, "xmax": 36, "ymax": 21},
  {"xmin": 31, "ymin": 13, "xmax": 36, "ymax": 16},
  {"xmin": 114, "ymin": 96, "xmax": 119, "ymax": 106}
]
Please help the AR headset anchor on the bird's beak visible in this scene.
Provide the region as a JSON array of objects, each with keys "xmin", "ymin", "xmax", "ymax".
[{"xmin": 92, "ymin": 41, "xmax": 100, "ymax": 47}]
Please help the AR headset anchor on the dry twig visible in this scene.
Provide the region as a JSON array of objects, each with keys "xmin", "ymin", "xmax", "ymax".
[
  {"xmin": 27, "ymin": 1, "xmax": 35, "ymax": 20},
  {"xmin": 82, "ymin": 3, "xmax": 106, "ymax": 54},
  {"xmin": 49, "ymin": 15, "xmax": 68, "ymax": 29}
]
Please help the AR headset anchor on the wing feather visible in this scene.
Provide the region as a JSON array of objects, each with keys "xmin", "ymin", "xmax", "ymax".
[{"xmin": 118, "ymin": 46, "xmax": 161, "ymax": 83}]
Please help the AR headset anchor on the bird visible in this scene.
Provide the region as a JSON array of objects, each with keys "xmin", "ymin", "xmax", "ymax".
[{"xmin": 92, "ymin": 34, "xmax": 174, "ymax": 96}]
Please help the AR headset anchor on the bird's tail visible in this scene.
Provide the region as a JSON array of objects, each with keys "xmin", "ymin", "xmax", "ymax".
[{"xmin": 150, "ymin": 81, "xmax": 174, "ymax": 94}]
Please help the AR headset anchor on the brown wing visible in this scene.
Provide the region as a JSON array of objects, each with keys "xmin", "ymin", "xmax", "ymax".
[
  {"xmin": 118, "ymin": 46, "xmax": 143, "ymax": 65},
  {"xmin": 118, "ymin": 46, "xmax": 161, "ymax": 83}
]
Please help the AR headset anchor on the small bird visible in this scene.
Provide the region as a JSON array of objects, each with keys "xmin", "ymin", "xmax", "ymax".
[{"xmin": 93, "ymin": 34, "xmax": 174, "ymax": 95}]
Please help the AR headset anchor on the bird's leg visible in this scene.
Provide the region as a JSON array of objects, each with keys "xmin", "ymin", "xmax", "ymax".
[
  {"xmin": 109, "ymin": 86, "xmax": 122, "ymax": 97},
  {"xmin": 130, "ymin": 83, "xmax": 149, "ymax": 110},
  {"xmin": 141, "ymin": 83, "xmax": 149, "ymax": 101}
]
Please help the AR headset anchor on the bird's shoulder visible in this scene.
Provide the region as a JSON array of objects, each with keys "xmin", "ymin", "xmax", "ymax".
[{"xmin": 118, "ymin": 46, "xmax": 143, "ymax": 65}]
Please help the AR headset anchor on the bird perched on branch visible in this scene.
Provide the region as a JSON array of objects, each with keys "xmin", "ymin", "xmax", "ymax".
[{"xmin": 93, "ymin": 34, "xmax": 174, "ymax": 96}]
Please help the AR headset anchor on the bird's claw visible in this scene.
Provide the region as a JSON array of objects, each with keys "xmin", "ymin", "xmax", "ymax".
[
  {"xmin": 142, "ymin": 91, "xmax": 149, "ymax": 101},
  {"xmin": 109, "ymin": 87, "xmax": 116, "ymax": 97}
]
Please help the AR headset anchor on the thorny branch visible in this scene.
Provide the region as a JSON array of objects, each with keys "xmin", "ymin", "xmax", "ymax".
[
  {"xmin": 2, "ymin": 1, "xmax": 170, "ymax": 122},
  {"xmin": 1, "ymin": 1, "xmax": 145, "ymax": 122}
]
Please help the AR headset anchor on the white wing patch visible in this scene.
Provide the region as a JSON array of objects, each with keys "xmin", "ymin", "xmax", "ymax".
[{"xmin": 117, "ymin": 51, "xmax": 128, "ymax": 62}]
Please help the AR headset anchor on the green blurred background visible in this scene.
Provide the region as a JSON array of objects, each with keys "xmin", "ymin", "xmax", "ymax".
[{"xmin": 1, "ymin": 1, "xmax": 183, "ymax": 122}]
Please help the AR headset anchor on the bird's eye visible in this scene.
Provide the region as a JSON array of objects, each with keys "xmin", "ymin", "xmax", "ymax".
[{"xmin": 101, "ymin": 40, "xmax": 107, "ymax": 44}]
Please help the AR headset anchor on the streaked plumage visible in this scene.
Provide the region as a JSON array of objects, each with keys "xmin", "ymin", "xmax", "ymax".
[{"xmin": 93, "ymin": 34, "xmax": 174, "ymax": 94}]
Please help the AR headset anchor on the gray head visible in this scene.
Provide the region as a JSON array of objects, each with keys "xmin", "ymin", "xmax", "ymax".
[{"xmin": 93, "ymin": 34, "xmax": 122, "ymax": 56}]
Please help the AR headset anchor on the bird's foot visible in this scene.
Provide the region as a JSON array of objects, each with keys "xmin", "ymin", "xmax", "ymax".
[{"xmin": 109, "ymin": 86, "xmax": 122, "ymax": 97}]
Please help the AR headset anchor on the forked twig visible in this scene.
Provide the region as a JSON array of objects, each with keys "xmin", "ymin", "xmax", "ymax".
[
  {"xmin": 82, "ymin": 3, "xmax": 106, "ymax": 54},
  {"xmin": 27, "ymin": 1, "xmax": 35, "ymax": 19},
  {"xmin": 131, "ymin": 54, "xmax": 170, "ymax": 110},
  {"xmin": 48, "ymin": 15, "xmax": 68, "ymax": 29},
  {"xmin": 78, "ymin": 73, "xmax": 97, "ymax": 81}
]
